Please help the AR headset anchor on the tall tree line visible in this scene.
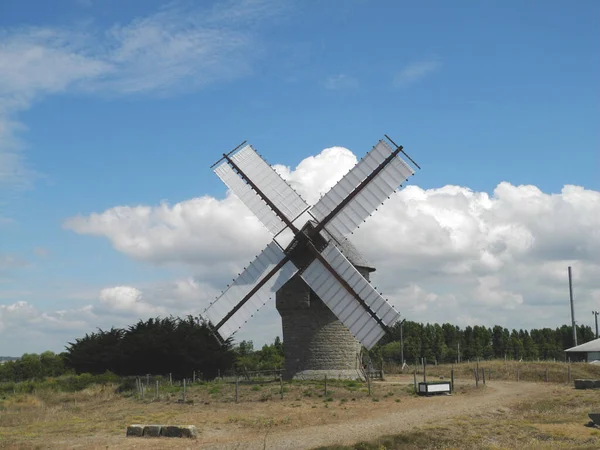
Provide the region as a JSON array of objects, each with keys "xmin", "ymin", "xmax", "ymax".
[
  {"xmin": 63, "ymin": 316, "xmax": 234, "ymax": 378},
  {"xmin": 375, "ymin": 322, "xmax": 595, "ymax": 364}
]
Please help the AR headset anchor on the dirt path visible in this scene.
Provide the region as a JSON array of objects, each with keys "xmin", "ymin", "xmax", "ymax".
[{"xmin": 199, "ymin": 380, "xmax": 548, "ymax": 450}]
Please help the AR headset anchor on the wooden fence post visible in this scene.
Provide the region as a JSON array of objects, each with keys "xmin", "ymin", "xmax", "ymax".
[
  {"xmin": 517, "ymin": 367, "xmax": 520, "ymax": 382},
  {"xmin": 474, "ymin": 368, "xmax": 479, "ymax": 387},
  {"xmin": 235, "ymin": 376, "xmax": 239, "ymax": 403},
  {"xmin": 367, "ymin": 372, "xmax": 371, "ymax": 396},
  {"xmin": 482, "ymin": 367, "xmax": 486, "ymax": 385},
  {"xmin": 169, "ymin": 373, "xmax": 172, "ymax": 385},
  {"xmin": 413, "ymin": 368, "xmax": 417, "ymax": 394},
  {"xmin": 451, "ymin": 368, "xmax": 454, "ymax": 393},
  {"xmin": 183, "ymin": 378, "xmax": 186, "ymax": 403},
  {"xmin": 568, "ymin": 365, "xmax": 571, "ymax": 383},
  {"xmin": 155, "ymin": 380, "xmax": 159, "ymax": 400},
  {"xmin": 280, "ymin": 375, "xmax": 284, "ymax": 400},
  {"xmin": 423, "ymin": 359, "xmax": 427, "ymax": 383},
  {"xmin": 324, "ymin": 375, "xmax": 328, "ymax": 397}
]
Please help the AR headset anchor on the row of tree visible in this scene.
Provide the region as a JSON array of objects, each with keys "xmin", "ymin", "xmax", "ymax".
[
  {"xmin": 0, "ymin": 317, "xmax": 595, "ymax": 382},
  {"xmin": 0, "ymin": 351, "xmax": 65, "ymax": 381},
  {"xmin": 0, "ymin": 316, "xmax": 284, "ymax": 382},
  {"xmin": 375, "ymin": 322, "xmax": 595, "ymax": 364},
  {"xmin": 63, "ymin": 316, "xmax": 234, "ymax": 378}
]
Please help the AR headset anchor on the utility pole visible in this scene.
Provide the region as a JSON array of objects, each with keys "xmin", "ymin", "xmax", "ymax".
[
  {"xmin": 593, "ymin": 311, "xmax": 599, "ymax": 339},
  {"xmin": 399, "ymin": 318, "xmax": 406, "ymax": 367},
  {"xmin": 569, "ymin": 266, "xmax": 577, "ymax": 346}
]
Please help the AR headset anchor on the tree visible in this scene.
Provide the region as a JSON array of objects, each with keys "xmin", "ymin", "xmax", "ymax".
[{"xmin": 65, "ymin": 316, "xmax": 235, "ymax": 378}]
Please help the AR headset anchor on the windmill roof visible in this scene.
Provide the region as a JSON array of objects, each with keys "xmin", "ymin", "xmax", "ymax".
[
  {"xmin": 337, "ymin": 238, "xmax": 376, "ymax": 271},
  {"xmin": 319, "ymin": 234, "xmax": 374, "ymax": 272},
  {"xmin": 310, "ymin": 221, "xmax": 375, "ymax": 271},
  {"xmin": 565, "ymin": 338, "xmax": 600, "ymax": 353}
]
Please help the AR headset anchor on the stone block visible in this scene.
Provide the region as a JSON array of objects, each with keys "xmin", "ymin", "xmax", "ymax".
[
  {"xmin": 180, "ymin": 425, "xmax": 198, "ymax": 438},
  {"xmin": 593, "ymin": 380, "xmax": 600, "ymax": 389},
  {"xmin": 126, "ymin": 424, "xmax": 144, "ymax": 437},
  {"xmin": 161, "ymin": 426, "xmax": 183, "ymax": 438},
  {"xmin": 589, "ymin": 413, "xmax": 600, "ymax": 425},
  {"xmin": 143, "ymin": 425, "xmax": 162, "ymax": 437},
  {"xmin": 574, "ymin": 379, "xmax": 587, "ymax": 389},
  {"xmin": 583, "ymin": 379, "xmax": 596, "ymax": 389}
]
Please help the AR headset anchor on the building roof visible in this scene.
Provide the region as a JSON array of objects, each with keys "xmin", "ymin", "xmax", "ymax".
[
  {"xmin": 337, "ymin": 238, "xmax": 376, "ymax": 272},
  {"xmin": 320, "ymin": 231, "xmax": 375, "ymax": 271},
  {"xmin": 565, "ymin": 338, "xmax": 600, "ymax": 353}
]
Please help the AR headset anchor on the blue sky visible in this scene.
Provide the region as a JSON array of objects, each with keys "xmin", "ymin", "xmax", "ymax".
[{"xmin": 0, "ymin": 0, "xmax": 599, "ymax": 355}]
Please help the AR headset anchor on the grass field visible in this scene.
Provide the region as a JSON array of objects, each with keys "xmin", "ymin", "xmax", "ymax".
[{"xmin": 0, "ymin": 361, "xmax": 599, "ymax": 449}]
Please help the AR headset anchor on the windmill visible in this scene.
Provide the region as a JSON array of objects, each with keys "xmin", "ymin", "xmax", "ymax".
[{"xmin": 202, "ymin": 135, "xmax": 420, "ymax": 379}]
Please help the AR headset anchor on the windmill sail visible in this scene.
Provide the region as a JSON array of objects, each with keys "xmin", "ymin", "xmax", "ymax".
[
  {"xmin": 214, "ymin": 162, "xmax": 287, "ymax": 235},
  {"xmin": 310, "ymin": 140, "xmax": 414, "ymax": 239},
  {"xmin": 209, "ymin": 136, "xmax": 416, "ymax": 352},
  {"xmin": 214, "ymin": 145, "xmax": 308, "ymax": 236},
  {"xmin": 301, "ymin": 243, "xmax": 401, "ymax": 349},
  {"xmin": 229, "ymin": 145, "xmax": 309, "ymax": 224},
  {"xmin": 202, "ymin": 241, "xmax": 298, "ymax": 340}
]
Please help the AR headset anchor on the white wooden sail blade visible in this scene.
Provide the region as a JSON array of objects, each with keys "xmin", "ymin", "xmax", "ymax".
[
  {"xmin": 230, "ymin": 145, "xmax": 309, "ymax": 224},
  {"xmin": 312, "ymin": 144, "xmax": 414, "ymax": 239},
  {"xmin": 203, "ymin": 241, "xmax": 298, "ymax": 340},
  {"xmin": 301, "ymin": 243, "xmax": 401, "ymax": 350},
  {"xmin": 310, "ymin": 140, "xmax": 393, "ymax": 222},
  {"xmin": 214, "ymin": 162, "xmax": 287, "ymax": 235},
  {"xmin": 322, "ymin": 243, "xmax": 402, "ymax": 327}
]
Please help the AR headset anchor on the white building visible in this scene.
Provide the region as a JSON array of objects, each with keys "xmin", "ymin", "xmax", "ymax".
[{"xmin": 565, "ymin": 338, "xmax": 600, "ymax": 362}]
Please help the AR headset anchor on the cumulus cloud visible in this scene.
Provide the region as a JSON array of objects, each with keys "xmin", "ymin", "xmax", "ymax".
[
  {"xmin": 98, "ymin": 286, "xmax": 166, "ymax": 316},
  {"xmin": 58, "ymin": 146, "xmax": 600, "ymax": 346},
  {"xmin": 2, "ymin": 146, "xmax": 599, "ymax": 353}
]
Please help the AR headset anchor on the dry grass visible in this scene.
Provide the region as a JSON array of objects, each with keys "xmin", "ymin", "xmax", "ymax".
[
  {"xmin": 1, "ymin": 368, "xmax": 599, "ymax": 449},
  {"xmin": 0, "ymin": 378, "xmax": 417, "ymax": 448},
  {"xmin": 389, "ymin": 360, "xmax": 600, "ymax": 384}
]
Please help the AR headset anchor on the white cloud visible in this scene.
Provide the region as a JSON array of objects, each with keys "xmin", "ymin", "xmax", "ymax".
[
  {"xmin": 0, "ymin": 301, "xmax": 94, "ymax": 341},
  {"xmin": 63, "ymin": 195, "xmax": 272, "ymax": 282},
  {"xmin": 0, "ymin": 277, "xmax": 219, "ymax": 354},
  {"xmin": 2, "ymin": 145, "xmax": 599, "ymax": 353},
  {"xmin": 393, "ymin": 58, "xmax": 441, "ymax": 87},
  {"xmin": 59, "ymin": 146, "xmax": 600, "ymax": 347},
  {"xmin": 98, "ymin": 286, "xmax": 166, "ymax": 316},
  {"xmin": 0, "ymin": 0, "xmax": 279, "ymax": 191}
]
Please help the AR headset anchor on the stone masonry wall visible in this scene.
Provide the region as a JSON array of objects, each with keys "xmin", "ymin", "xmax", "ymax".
[{"xmin": 276, "ymin": 268, "xmax": 371, "ymax": 380}]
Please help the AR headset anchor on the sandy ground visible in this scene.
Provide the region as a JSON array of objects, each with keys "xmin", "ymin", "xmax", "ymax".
[{"xmin": 11, "ymin": 377, "xmax": 552, "ymax": 450}]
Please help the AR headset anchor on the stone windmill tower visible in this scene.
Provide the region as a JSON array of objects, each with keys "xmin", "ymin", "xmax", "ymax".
[{"xmin": 202, "ymin": 136, "xmax": 420, "ymax": 379}]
